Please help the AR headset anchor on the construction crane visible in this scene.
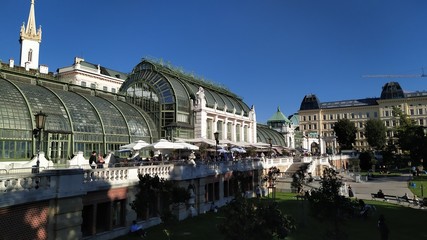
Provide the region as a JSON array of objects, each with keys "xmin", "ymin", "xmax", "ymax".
[{"xmin": 363, "ymin": 68, "xmax": 427, "ymax": 78}]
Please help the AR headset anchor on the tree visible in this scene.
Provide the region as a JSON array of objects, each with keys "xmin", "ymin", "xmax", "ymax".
[
  {"xmin": 359, "ymin": 151, "xmax": 374, "ymax": 171},
  {"xmin": 307, "ymin": 168, "xmax": 354, "ymax": 240},
  {"xmin": 130, "ymin": 174, "xmax": 189, "ymax": 221},
  {"xmin": 364, "ymin": 119, "xmax": 387, "ymax": 150},
  {"xmin": 218, "ymin": 196, "xmax": 295, "ymax": 240},
  {"xmin": 393, "ymin": 107, "xmax": 427, "ymax": 166},
  {"xmin": 333, "ymin": 119, "xmax": 357, "ymax": 150},
  {"xmin": 291, "ymin": 163, "xmax": 312, "ymax": 193}
]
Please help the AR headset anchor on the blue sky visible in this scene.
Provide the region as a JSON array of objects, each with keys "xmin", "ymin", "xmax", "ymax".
[{"xmin": 1, "ymin": 0, "xmax": 427, "ymax": 123}]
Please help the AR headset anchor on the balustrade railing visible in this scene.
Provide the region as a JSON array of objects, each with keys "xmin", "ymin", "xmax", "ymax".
[{"xmin": 0, "ymin": 175, "xmax": 51, "ymax": 193}]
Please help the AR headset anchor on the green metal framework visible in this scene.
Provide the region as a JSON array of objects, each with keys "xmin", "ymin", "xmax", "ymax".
[
  {"xmin": 120, "ymin": 59, "xmax": 251, "ymax": 139},
  {"xmin": 0, "ymin": 68, "xmax": 157, "ymax": 162}
]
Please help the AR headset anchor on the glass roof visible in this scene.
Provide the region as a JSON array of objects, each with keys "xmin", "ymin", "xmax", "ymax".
[
  {"xmin": 122, "ymin": 69, "xmax": 175, "ymax": 104},
  {"xmin": 1, "ymin": 76, "xmax": 155, "ymax": 144},
  {"xmin": 256, "ymin": 124, "xmax": 286, "ymax": 146},
  {"xmin": 0, "ymin": 79, "xmax": 32, "ymax": 131},
  {"xmin": 11, "ymin": 80, "xmax": 72, "ymax": 132},
  {"xmin": 50, "ymin": 89, "xmax": 102, "ymax": 134},
  {"xmin": 113, "ymin": 100, "xmax": 153, "ymax": 141},
  {"xmin": 81, "ymin": 94, "xmax": 129, "ymax": 135},
  {"xmin": 121, "ymin": 60, "xmax": 251, "ymax": 116}
]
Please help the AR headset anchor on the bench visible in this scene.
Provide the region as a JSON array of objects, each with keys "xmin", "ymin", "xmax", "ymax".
[
  {"xmin": 371, "ymin": 193, "xmax": 384, "ymax": 200},
  {"xmin": 371, "ymin": 193, "xmax": 399, "ymax": 202},
  {"xmin": 383, "ymin": 194, "xmax": 399, "ymax": 202},
  {"xmin": 373, "ymin": 194, "xmax": 426, "ymax": 208}
]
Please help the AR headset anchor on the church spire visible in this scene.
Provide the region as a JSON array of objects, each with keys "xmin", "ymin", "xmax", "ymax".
[
  {"xmin": 20, "ymin": 0, "xmax": 42, "ymax": 42},
  {"xmin": 20, "ymin": 0, "xmax": 42, "ymax": 69}
]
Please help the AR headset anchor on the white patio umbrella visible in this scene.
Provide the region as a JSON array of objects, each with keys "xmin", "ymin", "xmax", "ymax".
[
  {"xmin": 175, "ymin": 137, "xmax": 216, "ymax": 146},
  {"xmin": 230, "ymin": 147, "xmax": 246, "ymax": 153},
  {"xmin": 174, "ymin": 140, "xmax": 199, "ymax": 150},
  {"xmin": 143, "ymin": 139, "xmax": 185, "ymax": 150},
  {"xmin": 119, "ymin": 140, "xmax": 149, "ymax": 150}
]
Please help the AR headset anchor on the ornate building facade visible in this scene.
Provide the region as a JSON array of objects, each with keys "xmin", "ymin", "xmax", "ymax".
[{"xmin": 298, "ymin": 82, "xmax": 427, "ymax": 153}]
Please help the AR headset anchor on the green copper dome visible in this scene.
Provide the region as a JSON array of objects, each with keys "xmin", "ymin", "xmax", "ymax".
[{"xmin": 267, "ymin": 106, "xmax": 291, "ymax": 124}]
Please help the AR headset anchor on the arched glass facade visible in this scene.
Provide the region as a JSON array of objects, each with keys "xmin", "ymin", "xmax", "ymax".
[
  {"xmin": 120, "ymin": 59, "xmax": 251, "ymax": 139},
  {"xmin": 257, "ymin": 124, "xmax": 286, "ymax": 146},
  {"xmin": 0, "ymin": 67, "xmax": 157, "ymax": 162}
]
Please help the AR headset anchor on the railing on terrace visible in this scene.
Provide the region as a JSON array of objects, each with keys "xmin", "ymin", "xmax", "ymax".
[{"xmin": 0, "ymin": 159, "xmax": 265, "ymax": 194}]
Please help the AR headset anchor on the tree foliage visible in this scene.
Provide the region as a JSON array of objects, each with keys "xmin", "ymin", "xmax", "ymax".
[
  {"xmin": 307, "ymin": 168, "xmax": 354, "ymax": 240},
  {"xmin": 333, "ymin": 119, "xmax": 357, "ymax": 150},
  {"xmin": 262, "ymin": 166, "xmax": 281, "ymax": 187},
  {"xmin": 393, "ymin": 107, "xmax": 427, "ymax": 166},
  {"xmin": 218, "ymin": 196, "xmax": 296, "ymax": 240},
  {"xmin": 130, "ymin": 174, "xmax": 189, "ymax": 220},
  {"xmin": 359, "ymin": 151, "xmax": 374, "ymax": 171},
  {"xmin": 364, "ymin": 119, "xmax": 387, "ymax": 150},
  {"xmin": 291, "ymin": 163, "xmax": 312, "ymax": 193}
]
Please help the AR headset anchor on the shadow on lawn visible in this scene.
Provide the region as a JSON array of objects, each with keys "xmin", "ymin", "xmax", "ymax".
[{"xmin": 115, "ymin": 194, "xmax": 426, "ymax": 240}]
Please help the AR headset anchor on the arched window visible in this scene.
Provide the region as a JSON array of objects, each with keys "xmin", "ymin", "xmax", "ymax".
[{"xmin": 28, "ymin": 49, "xmax": 33, "ymax": 62}]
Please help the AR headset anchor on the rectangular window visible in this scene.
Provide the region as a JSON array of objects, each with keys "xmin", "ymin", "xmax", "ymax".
[
  {"xmin": 410, "ymin": 109, "xmax": 414, "ymax": 115},
  {"xmin": 243, "ymin": 125, "xmax": 248, "ymax": 142},
  {"xmin": 111, "ymin": 88, "xmax": 116, "ymax": 93},
  {"xmin": 323, "ymin": 115, "xmax": 326, "ymax": 120},
  {"xmin": 103, "ymin": 86, "xmax": 108, "ymax": 91},
  {"xmin": 227, "ymin": 122, "xmax": 232, "ymax": 140},
  {"xmin": 374, "ymin": 112, "xmax": 378, "ymax": 118},
  {"xmin": 207, "ymin": 119, "xmax": 213, "ymax": 139},
  {"xmin": 90, "ymin": 83, "xmax": 96, "ymax": 89},
  {"xmin": 330, "ymin": 114, "xmax": 333, "ymax": 120},
  {"xmin": 313, "ymin": 115, "xmax": 317, "ymax": 121},
  {"xmin": 236, "ymin": 124, "xmax": 241, "ymax": 142},
  {"xmin": 81, "ymin": 81, "xmax": 87, "ymax": 87},
  {"xmin": 112, "ymin": 200, "xmax": 125, "ymax": 227},
  {"xmin": 418, "ymin": 109, "xmax": 423, "ymax": 115}
]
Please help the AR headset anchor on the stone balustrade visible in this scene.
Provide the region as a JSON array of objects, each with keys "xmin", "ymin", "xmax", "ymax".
[{"xmin": 0, "ymin": 156, "xmax": 347, "ymax": 208}]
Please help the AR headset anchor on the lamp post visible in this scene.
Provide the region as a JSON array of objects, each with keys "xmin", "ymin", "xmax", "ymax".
[
  {"xmin": 214, "ymin": 132, "xmax": 219, "ymax": 161},
  {"xmin": 268, "ymin": 138, "xmax": 272, "ymax": 158},
  {"xmin": 33, "ymin": 111, "xmax": 47, "ymax": 172}
]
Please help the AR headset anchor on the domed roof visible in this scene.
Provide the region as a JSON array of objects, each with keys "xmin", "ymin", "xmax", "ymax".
[
  {"xmin": 380, "ymin": 82, "xmax": 405, "ymax": 99},
  {"xmin": 267, "ymin": 106, "xmax": 290, "ymax": 123},
  {"xmin": 299, "ymin": 94, "xmax": 320, "ymax": 110}
]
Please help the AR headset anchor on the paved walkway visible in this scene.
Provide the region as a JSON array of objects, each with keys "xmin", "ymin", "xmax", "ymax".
[
  {"xmin": 344, "ymin": 174, "xmax": 414, "ymax": 200},
  {"xmin": 342, "ymin": 173, "xmax": 427, "ymax": 210}
]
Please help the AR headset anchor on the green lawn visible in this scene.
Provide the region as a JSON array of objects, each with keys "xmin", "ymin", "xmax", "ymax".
[
  {"xmin": 115, "ymin": 192, "xmax": 427, "ymax": 240},
  {"xmin": 409, "ymin": 175, "xmax": 427, "ymax": 198}
]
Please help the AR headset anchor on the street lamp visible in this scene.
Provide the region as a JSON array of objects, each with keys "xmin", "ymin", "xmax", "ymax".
[
  {"xmin": 214, "ymin": 132, "xmax": 219, "ymax": 161},
  {"xmin": 268, "ymin": 138, "xmax": 272, "ymax": 158},
  {"xmin": 33, "ymin": 111, "xmax": 47, "ymax": 172}
]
